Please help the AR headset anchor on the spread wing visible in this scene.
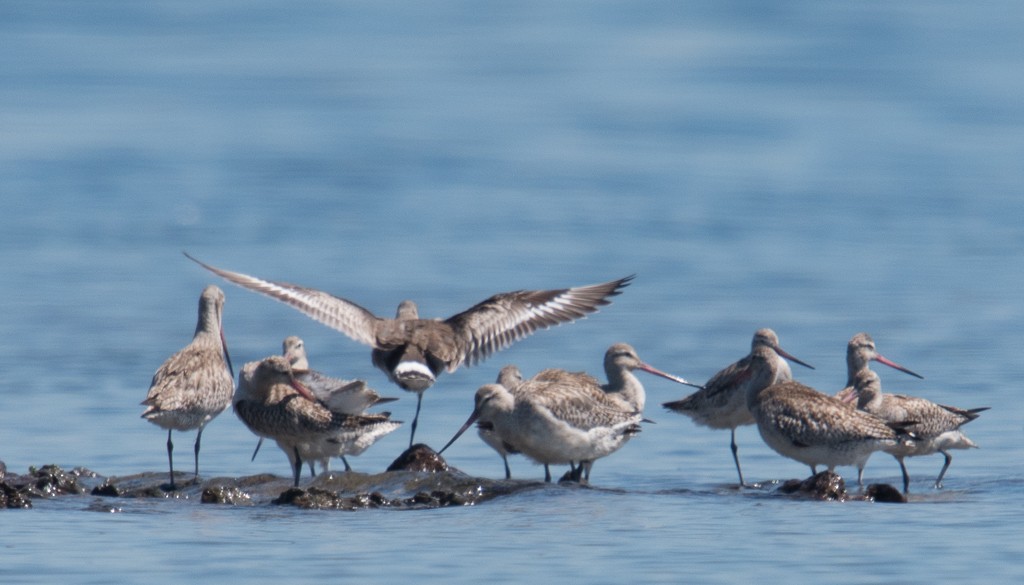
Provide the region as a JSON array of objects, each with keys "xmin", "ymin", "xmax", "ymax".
[
  {"xmin": 184, "ymin": 253, "xmax": 381, "ymax": 348},
  {"xmin": 444, "ymin": 275, "xmax": 634, "ymax": 369}
]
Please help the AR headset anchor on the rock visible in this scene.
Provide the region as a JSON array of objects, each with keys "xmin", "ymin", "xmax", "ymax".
[
  {"xmin": 864, "ymin": 483, "xmax": 907, "ymax": 503},
  {"xmin": 778, "ymin": 471, "xmax": 848, "ymax": 501},
  {"xmin": 1, "ymin": 481, "xmax": 31, "ymax": 509},
  {"xmin": 386, "ymin": 444, "xmax": 449, "ymax": 473}
]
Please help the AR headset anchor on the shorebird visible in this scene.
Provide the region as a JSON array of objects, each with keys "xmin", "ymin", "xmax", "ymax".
[
  {"xmin": 184, "ymin": 252, "xmax": 633, "ymax": 446},
  {"xmin": 835, "ymin": 332, "xmax": 924, "ymax": 402},
  {"xmin": 662, "ymin": 328, "xmax": 814, "ymax": 486},
  {"xmin": 746, "ymin": 352, "xmax": 913, "ymax": 488},
  {"xmin": 249, "ymin": 336, "xmax": 399, "ymax": 475},
  {"xmin": 141, "ymin": 285, "xmax": 235, "ymax": 490},
  {"xmin": 477, "ymin": 365, "xmax": 525, "ymax": 479},
  {"xmin": 441, "ymin": 382, "xmax": 643, "ymax": 484},
  {"xmin": 847, "ymin": 368, "xmax": 987, "ymax": 492},
  {"xmin": 235, "ymin": 356, "xmax": 401, "ymax": 487},
  {"xmin": 443, "ymin": 343, "xmax": 699, "ymax": 483}
]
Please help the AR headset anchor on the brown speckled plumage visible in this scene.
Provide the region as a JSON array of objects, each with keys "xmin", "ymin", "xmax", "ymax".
[
  {"xmin": 234, "ymin": 356, "xmax": 400, "ymax": 486},
  {"xmin": 663, "ymin": 328, "xmax": 814, "ymax": 486},
  {"xmin": 746, "ymin": 349, "xmax": 910, "ymax": 487},
  {"xmin": 849, "ymin": 368, "xmax": 987, "ymax": 492},
  {"xmin": 443, "ymin": 344, "xmax": 694, "ymax": 483},
  {"xmin": 141, "ymin": 285, "xmax": 234, "ymax": 489}
]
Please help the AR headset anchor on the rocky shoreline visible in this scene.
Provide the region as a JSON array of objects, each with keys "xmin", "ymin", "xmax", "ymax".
[{"xmin": 0, "ymin": 445, "xmax": 906, "ymax": 510}]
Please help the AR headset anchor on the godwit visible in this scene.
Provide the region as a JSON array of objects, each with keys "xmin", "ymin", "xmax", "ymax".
[
  {"xmin": 746, "ymin": 354, "xmax": 914, "ymax": 488},
  {"xmin": 141, "ymin": 285, "xmax": 235, "ymax": 490},
  {"xmin": 441, "ymin": 382, "xmax": 643, "ymax": 484},
  {"xmin": 250, "ymin": 336, "xmax": 399, "ymax": 475},
  {"xmin": 835, "ymin": 332, "xmax": 923, "ymax": 403},
  {"xmin": 847, "ymin": 367, "xmax": 987, "ymax": 492},
  {"xmin": 234, "ymin": 356, "xmax": 401, "ymax": 487},
  {"xmin": 185, "ymin": 252, "xmax": 632, "ymax": 446},
  {"xmin": 477, "ymin": 365, "xmax": 525, "ymax": 479},
  {"xmin": 662, "ymin": 328, "xmax": 814, "ymax": 486},
  {"xmin": 442, "ymin": 343, "xmax": 698, "ymax": 483}
]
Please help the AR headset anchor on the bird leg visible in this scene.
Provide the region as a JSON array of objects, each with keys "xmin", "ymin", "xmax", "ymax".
[
  {"xmin": 409, "ymin": 393, "xmax": 423, "ymax": 447},
  {"xmin": 292, "ymin": 446, "xmax": 303, "ymax": 487},
  {"xmin": 166, "ymin": 429, "xmax": 176, "ymax": 490},
  {"xmin": 730, "ymin": 428, "xmax": 746, "ymax": 487},
  {"xmin": 193, "ymin": 427, "xmax": 204, "ymax": 479},
  {"xmin": 897, "ymin": 457, "xmax": 911, "ymax": 494},
  {"xmin": 934, "ymin": 451, "xmax": 953, "ymax": 489}
]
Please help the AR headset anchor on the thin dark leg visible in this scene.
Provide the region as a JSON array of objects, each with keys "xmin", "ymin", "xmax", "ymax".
[
  {"xmin": 544, "ymin": 464, "xmax": 551, "ymax": 483},
  {"xmin": 251, "ymin": 438, "xmax": 263, "ymax": 462},
  {"xmin": 502, "ymin": 455, "xmax": 511, "ymax": 480},
  {"xmin": 193, "ymin": 427, "xmax": 203, "ymax": 479},
  {"xmin": 409, "ymin": 393, "xmax": 423, "ymax": 447},
  {"xmin": 935, "ymin": 451, "xmax": 953, "ymax": 489},
  {"xmin": 730, "ymin": 428, "xmax": 746, "ymax": 486},
  {"xmin": 166, "ymin": 429, "xmax": 176, "ymax": 490},
  {"xmin": 292, "ymin": 447, "xmax": 303, "ymax": 487},
  {"xmin": 341, "ymin": 456, "xmax": 352, "ymax": 472},
  {"xmin": 898, "ymin": 457, "xmax": 911, "ymax": 494},
  {"xmin": 308, "ymin": 461, "xmax": 317, "ymax": 478}
]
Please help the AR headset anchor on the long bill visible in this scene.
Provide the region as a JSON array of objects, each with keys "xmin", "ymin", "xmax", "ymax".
[
  {"xmin": 438, "ymin": 408, "xmax": 482, "ymax": 455},
  {"xmin": 287, "ymin": 375, "xmax": 318, "ymax": 403},
  {"xmin": 874, "ymin": 354, "xmax": 924, "ymax": 379},
  {"xmin": 220, "ymin": 328, "xmax": 235, "ymax": 379},
  {"xmin": 773, "ymin": 346, "xmax": 815, "ymax": 370},
  {"xmin": 637, "ymin": 362, "xmax": 705, "ymax": 390}
]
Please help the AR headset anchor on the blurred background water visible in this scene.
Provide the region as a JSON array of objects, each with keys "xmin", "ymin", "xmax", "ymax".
[{"xmin": 1, "ymin": 1, "xmax": 1022, "ymax": 583}]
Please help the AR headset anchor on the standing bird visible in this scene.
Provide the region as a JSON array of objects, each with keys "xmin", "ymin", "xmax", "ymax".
[
  {"xmin": 441, "ymin": 382, "xmax": 644, "ymax": 485},
  {"xmin": 234, "ymin": 356, "xmax": 401, "ymax": 487},
  {"xmin": 847, "ymin": 368, "xmax": 987, "ymax": 492},
  {"xmin": 185, "ymin": 252, "xmax": 632, "ymax": 446},
  {"xmin": 745, "ymin": 352, "xmax": 913, "ymax": 488},
  {"xmin": 141, "ymin": 285, "xmax": 235, "ymax": 490},
  {"xmin": 442, "ymin": 343, "xmax": 699, "ymax": 483},
  {"xmin": 249, "ymin": 336, "xmax": 399, "ymax": 474},
  {"xmin": 477, "ymin": 365, "xmax": 525, "ymax": 479},
  {"xmin": 663, "ymin": 328, "xmax": 814, "ymax": 486},
  {"xmin": 835, "ymin": 332, "xmax": 924, "ymax": 402}
]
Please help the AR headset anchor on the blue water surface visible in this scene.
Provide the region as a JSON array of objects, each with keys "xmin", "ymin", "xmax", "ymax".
[{"xmin": 1, "ymin": 1, "xmax": 1022, "ymax": 583}]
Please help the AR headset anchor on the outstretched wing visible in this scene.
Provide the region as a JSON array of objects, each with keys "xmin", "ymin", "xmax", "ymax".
[
  {"xmin": 185, "ymin": 253, "xmax": 381, "ymax": 348},
  {"xmin": 444, "ymin": 275, "xmax": 634, "ymax": 369}
]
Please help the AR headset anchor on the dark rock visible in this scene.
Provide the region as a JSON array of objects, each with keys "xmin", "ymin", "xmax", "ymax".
[
  {"xmin": 778, "ymin": 471, "xmax": 848, "ymax": 501},
  {"xmin": 864, "ymin": 483, "xmax": 907, "ymax": 503},
  {"xmin": 201, "ymin": 485, "xmax": 253, "ymax": 505},
  {"xmin": 1, "ymin": 481, "xmax": 32, "ymax": 509},
  {"xmin": 386, "ymin": 444, "xmax": 449, "ymax": 473}
]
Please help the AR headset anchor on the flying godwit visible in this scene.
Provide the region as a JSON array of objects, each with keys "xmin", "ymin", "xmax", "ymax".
[
  {"xmin": 141, "ymin": 285, "xmax": 235, "ymax": 490},
  {"xmin": 662, "ymin": 328, "xmax": 814, "ymax": 486},
  {"xmin": 234, "ymin": 356, "xmax": 401, "ymax": 487},
  {"xmin": 847, "ymin": 367, "xmax": 987, "ymax": 492},
  {"xmin": 184, "ymin": 252, "xmax": 632, "ymax": 446},
  {"xmin": 746, "ymin": 352, "xmax": 914, "ymax": 488},
  {"xmin": 442, "ymin": 343, "xmax": 698, "ymax": 483},
  {"xmin": 249, "ymin": 336, "xmax": 399, "ymax": 475}
]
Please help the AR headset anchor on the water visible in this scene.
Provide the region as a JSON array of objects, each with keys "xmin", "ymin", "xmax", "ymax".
[{"xmin": 2, "ymin": 1, "xmax": 1023, "ymax": 582}]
